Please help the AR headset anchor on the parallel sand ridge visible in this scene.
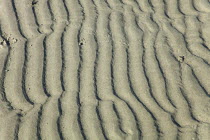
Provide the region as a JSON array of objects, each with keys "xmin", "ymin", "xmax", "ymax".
[{"xmin": 0, "ymin": 0, "xmax": 210, "ymax": 139}]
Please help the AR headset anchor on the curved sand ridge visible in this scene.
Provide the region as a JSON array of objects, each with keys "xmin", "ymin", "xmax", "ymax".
[{"xmin": 0, "ymin": 0, "xmax": 210, "ymax": 139}]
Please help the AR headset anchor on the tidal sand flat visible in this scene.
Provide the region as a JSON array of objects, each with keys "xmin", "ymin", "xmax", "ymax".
[{"xmin": 0, "ymin": 0, "xmax": 210, "ymax": 139}]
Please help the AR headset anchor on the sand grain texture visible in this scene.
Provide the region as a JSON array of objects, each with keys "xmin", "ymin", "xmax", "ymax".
[{"xmin": 0, "ymin": 0, "xmax": 210, "ymax": 139}]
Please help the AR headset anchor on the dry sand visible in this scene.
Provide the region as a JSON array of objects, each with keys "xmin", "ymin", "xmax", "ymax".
[{"xmin": 0, "ymin": 0, "xmax": 210, "ymax": 139}]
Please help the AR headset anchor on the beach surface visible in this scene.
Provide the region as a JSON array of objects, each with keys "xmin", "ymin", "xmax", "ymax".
[{"xmin": 0, "ymin": 0, "xmax": 210, "ymax": 139}]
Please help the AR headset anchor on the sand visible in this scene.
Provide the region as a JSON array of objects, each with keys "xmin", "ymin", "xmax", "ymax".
[{"xmin": 0, "ymin": 0, "xmax": 210, "ymax": 139}]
